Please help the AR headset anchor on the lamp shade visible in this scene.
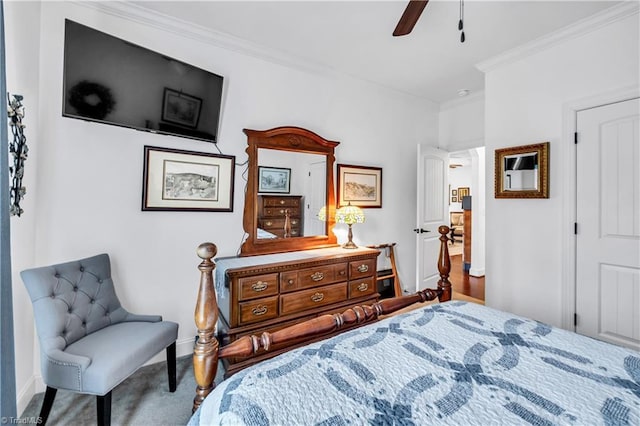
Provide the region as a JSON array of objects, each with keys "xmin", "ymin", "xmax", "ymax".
[
  {"xmin": 335, "ymin": 204, "xmax": 365, "ymax": 225},
  {"xmin": 317, "ymin": 205, "xmax": 327, "ymax": 222}
]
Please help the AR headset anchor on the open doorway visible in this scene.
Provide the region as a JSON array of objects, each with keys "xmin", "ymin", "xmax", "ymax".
[{"xmin": 448, "ymin": 148, "xmax": 485, "ymax": 302}]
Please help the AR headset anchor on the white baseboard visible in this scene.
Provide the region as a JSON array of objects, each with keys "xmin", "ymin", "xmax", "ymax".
[
  {"xmin": 469, "ymin": 267, "xmax": 485, "ymax": 277},
  {"xmin": 18, "ymin": 337, "xmax": 194, "ymax": 415},
  {"xmin": 17, "ymin": 375, "xmax": 37, "ymax": 416}
]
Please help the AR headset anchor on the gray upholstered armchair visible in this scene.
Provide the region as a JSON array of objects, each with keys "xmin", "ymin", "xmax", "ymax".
[{"xmin": 21, "ymin": 253, "xmax": 179, "ymax": 426}]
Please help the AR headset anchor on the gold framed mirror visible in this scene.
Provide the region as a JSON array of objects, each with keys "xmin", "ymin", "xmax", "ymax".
[
  {"xmin": 495, "ymin": 142, "xmax": 549, "ymax": 199},
  {"xmin": 240, "ymin": 126, "xmax": 339, "ymax": 256}
]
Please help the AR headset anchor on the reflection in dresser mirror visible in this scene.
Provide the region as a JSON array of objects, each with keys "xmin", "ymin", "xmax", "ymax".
[
  {"xmin": 240, "ymin": 127, "xmax": 339, "ymax": 256},
  {"xmin": 257, "ymin": 149, "xmax": 327, "ymax": 239}
]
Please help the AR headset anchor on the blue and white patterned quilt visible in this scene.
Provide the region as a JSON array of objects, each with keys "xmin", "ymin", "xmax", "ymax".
[{"xmin": 189, "ymin": 301, "xmax": 640, "ymax": 425}]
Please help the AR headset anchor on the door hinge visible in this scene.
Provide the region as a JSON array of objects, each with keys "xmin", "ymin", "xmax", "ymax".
[
  {"xmin": 574, "ymin": 222, "xmax": 578, "ymax": 235},
  {"xmin": 574, "ymin": 132, "xmax": 578, "ymax": 144},
  {"xmin": 574, "ymin": 313, "xmax": 578, "ymax": 327}
]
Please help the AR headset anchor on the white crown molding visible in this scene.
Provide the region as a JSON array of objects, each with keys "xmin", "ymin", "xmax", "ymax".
[
  {"xmin": 69, "ymin": 1, "xmax": 431, "ymax": 102},
  {"xmin": 71, "ymin": 0, "xmax": 337, "ymax": 78},
  {"xmin": 476, "ymin": 1, "xmax": 640, "ymax": 73},
  {"xmin": 440, "ymin": 90, "xmax": 485, "ymax": 111}
]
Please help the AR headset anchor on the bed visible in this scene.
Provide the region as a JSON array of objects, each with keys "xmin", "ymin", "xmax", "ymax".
[{"xmin": 189, "ymin": 227, "xmax": 639, "ymax": 425}]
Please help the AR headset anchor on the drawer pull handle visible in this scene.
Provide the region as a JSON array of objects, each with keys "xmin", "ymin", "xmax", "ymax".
[
  {"xmin": 310, "ymin": 272, "xmax": 324, "ymax": 282},
  {"xmin": 357, "ymin": 264, "xmax": 369, "ymax": 273},
  {"xmin": 357, "ymin": 283, "xmax": 369, "ymax": 292},
  {"xmin": 311, "ymin": 292, "xmax": 324, "ymax": 303},
  {"xmin": 287, "ymin": 279, "xmax": 295, "ymax": 285},
  {"xmin": 265, "ymin": 221, "xmax": 273, "ymax": 226},
  {"xmin": 252, "ymin": 306, "xmax": 268, "ymax": 316},
  {"xmin": 279, "ymin": 209, "xmax": 285, "ymax": 214},
  {"xmin": 251, "ymin": 281, "xmax": 268, "ymax": 292},
  {"xmin": 279, "ymin": 200, "xmax": 285, "ymax": 205},
  {"xmin": 338, "ymin": 270, "xmax": 346, "ymax": 275}
]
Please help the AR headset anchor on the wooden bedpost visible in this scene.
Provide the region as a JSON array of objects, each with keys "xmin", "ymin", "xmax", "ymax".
[
  {"xmin": 192, "ymin": 242, "xmax": 219, "ymax": 413},
  {"xmin": 437, "ymin": 225, "xmax": 453, "ymax": 302}
]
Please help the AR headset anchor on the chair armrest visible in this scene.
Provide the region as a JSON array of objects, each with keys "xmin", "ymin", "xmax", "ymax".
[
  {"xmin": 42, "ymin": 349, "xmax": 91, "ymax": 392},
  {"xmin": 123, "ymin": 313, "xmax": 163, "ymax": 323},
  {"xmin": 46, "ymin": 348, "xmax": 91, "ymax": 368}
]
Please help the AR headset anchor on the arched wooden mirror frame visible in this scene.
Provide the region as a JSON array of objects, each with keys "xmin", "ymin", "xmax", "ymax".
[{"xmin": 240, "ymin": 126, "xmax": 339, "ymax": 256}]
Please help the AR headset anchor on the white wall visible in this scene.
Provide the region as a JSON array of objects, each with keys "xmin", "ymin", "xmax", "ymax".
[
  {"xmin": 7, "ymin": 1, "xmax": 439, "ymax": 410},
  {"xmin": 482, "ymin": 8, "xmax": 639, "ymax": 327},
  {"xmin": 469, "ymin": 147, "xmax": 485, "ymax": 277},
  {"xmin": 439, "ymin": 92, "xmax": 484, "ymax": 151},
  {"xmin": 5, "ymin": 0, "xmax": 42, "ymax": 414}
]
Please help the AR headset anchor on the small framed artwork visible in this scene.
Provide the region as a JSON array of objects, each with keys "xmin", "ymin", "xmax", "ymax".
[
  {"xmin": 458, "ymin": 187, "xmax": 470, "ymax": 199},
  {"xmin": 258, "ymin": 166, "xmax": 291, "ymax": 193},
  {"xmin": 495, "ymin": 142, "xmax": 549, "ymax": 199},
  {"xmin": 161, "ymin": 88, "xmax": 202, "ymax": 128},
  {"xmin": 337, "ymin": 164, "xmax": 382, "ymax": 208},
  {"xmin": 142, "ymin": 146, "xmax": 235, "ymax": 211},
  {"xmin": 451, "ymin": 196, "xmax": 458, "ymax": 203},
  {"xmin": 451, "ymin": 189, "xmax": 458, "ymax": 196}
]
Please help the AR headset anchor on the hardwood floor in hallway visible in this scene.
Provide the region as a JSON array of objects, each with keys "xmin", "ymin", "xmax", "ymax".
[{"xmin": 450, "ymin": 254, "xmax": 485, "ymax": 301}]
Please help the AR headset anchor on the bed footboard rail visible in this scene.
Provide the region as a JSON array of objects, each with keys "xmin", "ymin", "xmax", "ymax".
[{"xmin": 192, "ymin": 225, "xmax": 452, "ymax": 413}]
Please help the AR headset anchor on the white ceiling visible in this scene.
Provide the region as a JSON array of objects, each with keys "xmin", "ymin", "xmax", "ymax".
[{"xmin": 133, "ymin": 0, "xmax": 620, "ymax": 104}]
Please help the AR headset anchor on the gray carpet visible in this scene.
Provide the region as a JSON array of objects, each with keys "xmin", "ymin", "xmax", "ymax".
[{"xmin": 19, "ymin": 355, "xmax": 218, "ymax": 425}]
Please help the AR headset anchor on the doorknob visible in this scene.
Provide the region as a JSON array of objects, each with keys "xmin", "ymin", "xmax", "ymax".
[{"xmin": 413, "ymin": 228, "xmax": 430, "ymax": 233}]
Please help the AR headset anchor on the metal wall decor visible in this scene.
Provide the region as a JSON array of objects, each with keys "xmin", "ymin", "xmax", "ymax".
[{"xmin": 7, "ymin": 93, "xmax": 28, "ymax": 216}]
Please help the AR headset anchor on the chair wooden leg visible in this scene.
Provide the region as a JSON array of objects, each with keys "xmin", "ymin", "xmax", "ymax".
[
  {"xmin": 97, "ymin": 391, "xmax": 112, "ymax": 426},
  {"xmin": 39, "ymin": 386, "xmax": 57, "ymax": 425},
  {"xmin": 167, "ymin": 341, "xmax": 177, "ymax": 392}
]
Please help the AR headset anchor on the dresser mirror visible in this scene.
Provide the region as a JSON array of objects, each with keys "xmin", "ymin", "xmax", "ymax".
[{"xmin": 240, "ymin": 127, "xmax": 339, "ymax": 256}]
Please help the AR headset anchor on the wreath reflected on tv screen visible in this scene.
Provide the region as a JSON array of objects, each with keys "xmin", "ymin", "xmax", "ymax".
[{"xmin": 68, "ymin": 80, "xmax": 115, "ymax": 120}]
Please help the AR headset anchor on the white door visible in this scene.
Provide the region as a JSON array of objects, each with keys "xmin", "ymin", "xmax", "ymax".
[
  {"xmin": 415, "ymin": 145, "xmax": 449, "ymax": 291},
  {"xmin": 576, "ymin": 97, "xmax": 640, "ymax": 351},
  {"xmin": 304, "ymin": 160, "xmax": 326, "ymax": 236}
]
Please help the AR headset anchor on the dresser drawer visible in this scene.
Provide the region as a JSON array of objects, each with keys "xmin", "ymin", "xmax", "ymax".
[
  {"xmin": 262, "ymin": 197, "xmax": 301, "ymax": 208},
  {"xmin": 348, "ymin": 276, "xmax": 376, "ymax": 299},
  {"xmin": 238, "ymin": 273, "xmax": 279, "ymax": 301},
  {"xmin": 297, "ymin": 263, "xmax": 346, "ymax": 289},
  {"xmin": 239, "ymin": 296, "xmax": 279, "ymax": 325},
  {"xmin": 280, "ymin": 283, "xmax": 348, "ymax": 316},
  {"xmin": 349, "ymin": 259, "xmax": 375, "ymax": 280},
  {"xmin": 280, "ymin": 271, "xmax": 298, "ymax": 293},
  {"xmin": 259, "ymin": 217, "xmax": 301, "ymax": 229},
  {"xmin": 262, "ymin": 207, "xmax": 301, "ymax": 218}
]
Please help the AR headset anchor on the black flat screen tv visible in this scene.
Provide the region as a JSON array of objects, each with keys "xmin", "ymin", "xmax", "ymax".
[{"xmin": 62, "ymin": 20, "xmax": 223, "ymax": 144}]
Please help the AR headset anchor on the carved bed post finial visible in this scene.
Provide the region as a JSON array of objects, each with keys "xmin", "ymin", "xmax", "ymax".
[
  {"xmin": 193, "ymin": 242, "xmax": 219, "ymax": 413},
  {"xmin": 437, "ymin": 226, "xmax": 452, "ymax": 302}
]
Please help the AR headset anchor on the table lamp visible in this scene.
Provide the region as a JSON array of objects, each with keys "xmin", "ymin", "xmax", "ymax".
[{"xmin": 335, "ymin": 203, "xmax": 365, "ymax": 249}]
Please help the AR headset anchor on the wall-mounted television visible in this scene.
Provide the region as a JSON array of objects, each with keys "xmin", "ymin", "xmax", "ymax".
[{"xmin": 62, "ymin": 20, "xmax": 223, "ymax": 144}]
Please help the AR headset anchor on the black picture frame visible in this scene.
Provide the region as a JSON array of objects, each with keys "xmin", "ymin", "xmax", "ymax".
[
  {"xmin": 258, "ymin": 166, "xmax": 291, "ymax": 194},
  {"xmin": 142, "ymin": 145, "xmax": 235, "ymax": 212},
  {"xmin": 161, "ymin": 88, "xmax": 202, "ymax": 129}
]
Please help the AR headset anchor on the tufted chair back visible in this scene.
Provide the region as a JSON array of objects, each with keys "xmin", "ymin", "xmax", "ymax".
[{"xmin": 21, "ymin": 254, "xmax": 130, "ymax": 355}]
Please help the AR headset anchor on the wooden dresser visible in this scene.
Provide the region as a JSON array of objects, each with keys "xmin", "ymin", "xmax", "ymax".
[
  {"xmin": 257, "ymin": 195, "xmax": 304, "ymax": 238},
  {"xmin": 215, "ymin": 246, "xmax": 380, "ymax": 376}
]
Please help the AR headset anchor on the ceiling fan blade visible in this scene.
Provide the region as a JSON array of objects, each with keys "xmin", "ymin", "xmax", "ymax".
[{"xmin": 393, "ymin": 0, "xmax": 429, "ymax": 37}]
